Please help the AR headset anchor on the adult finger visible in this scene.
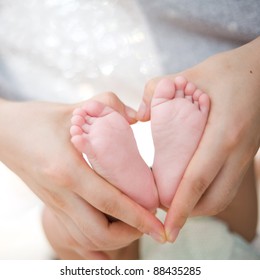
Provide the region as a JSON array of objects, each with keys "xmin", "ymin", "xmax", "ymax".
[
  {"xmin": 63, "ymin": 193, "xmax": 143, "ymax": 250},
  {"xmin": 43, "ymin": 208, "xmax": 110, "ymax": 259},
  {"xmin": 164, "ymin": 120, "xmax": 228, "ymax": 242},
  {"xmin": 91, "ymin": 92, "xmax": 137, "ymax": 124},
  {"xmin": 73, "ymin": 156, "xmax": 166, "ymax": 243},
  {"xmin": 41, "ymin": 163, "xmax": 144, "ymax": 249},
  {"xmin": 193, "ymin": 137, "xmax": 257, "ymax": 216},
  {"xmin": 136, "ymin": 76, "xmax": 162, "ymax": 121}
]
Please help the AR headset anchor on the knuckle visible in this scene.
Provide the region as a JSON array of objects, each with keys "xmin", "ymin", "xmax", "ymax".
[
  {"xmin": 102, "ymin": 199, "xmax": 120, "ymax": 218},
  {"xmin": 134, "ymin": 216, "xmax": 146, "ymax": 233},
  {"xmin": 184, "ymin": 175, "xmax": 209, "ymax": 197},
  {"xmin": 43, "ymin": 162, "xmax": 73, "ymax": 189},
  {"xmin": 192, "ymin": 176, "xmax": 208, "ymax": 196},
  {"xmin": 224, "ymin": 134, "xmax": 238, "ymax": 152},
  {"xmin": 102, "ymin": 92, "xmax": 119, "ymax": 107},
  {"xmin": 48, "ymin": 192, "xmax": 67, "ymax": 209}
]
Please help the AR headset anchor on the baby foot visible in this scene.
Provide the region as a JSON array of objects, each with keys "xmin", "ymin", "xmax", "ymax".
[
  {"xmin": 151, "ymin": 77, "xmax": 210, "ymax": 208},
  {"xmin": 70, "ymin": 100, "xmax": 159, "ymax": 211}
]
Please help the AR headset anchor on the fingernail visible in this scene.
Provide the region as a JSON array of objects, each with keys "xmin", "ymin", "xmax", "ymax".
[
  {"xmin": 149, "ymin": 231, "xmax": 166, "ymax": 244},
  {"xmin": 165, "ymin": 227, "xmax": 180, "ymax": 243},
  {"xmin": 137, "ymin": 101, "xmax": 146, "ymax": 120},
  {"xmin": 125, "ymin": 106, "xmax": 137, "ymax": 120}
]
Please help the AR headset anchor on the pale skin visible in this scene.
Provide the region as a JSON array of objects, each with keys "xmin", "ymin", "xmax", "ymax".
[
  {"xmin": 151, "ymin": 76, "xmax": 210, "ymax": 208},
  {"xmin": 68, "ymin": 71, "xmax": 257, "ymax": 260},
  {"xmin": 137, "ymin": 37, "xmax": 260, "ymax": 242},
  {"xmin": 43, "ymin": 36, "xmax": 260, "ymax": 259},
  {"xmin": 1, "ymin": 36, "xmax": 259, "ymax": 259},
  {"xmin": 70, "ymin": 76, "xmax": 210, "ymax": 211},
  {"xmin": 0, "ymin": 94, "xmax": 165, "ymax": 260},
  {"xmin": 48, "ymin": 36, "xmax": 259, "ymax": 258},
  {"xmin": 70, "ymin": 100, "xmax": 159, "ymax": 212},
  {"xmin": 68, "ymin": 76, "xmax": 210, "ymax": 260},
  {"xmin": 20, "ymin": 37, "xmax": 260, "ymax": 259}
]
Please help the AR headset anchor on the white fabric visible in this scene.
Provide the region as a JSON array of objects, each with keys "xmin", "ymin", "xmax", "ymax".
[{"xmin": 141, "ymin": 212, "xmax": 260, "ymax": 260}]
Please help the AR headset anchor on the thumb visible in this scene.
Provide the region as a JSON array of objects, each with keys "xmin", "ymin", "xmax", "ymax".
[
  {"xmin": 137, "ymin": 72, "xmax": 189, "ymax": 121},
  {"xmin": 136, "ymin": 76, "xmax": 165, "ymax": 121},
  {"xmin": 91, "ymin": 92, "xmax": 137, "ymax": 124}
]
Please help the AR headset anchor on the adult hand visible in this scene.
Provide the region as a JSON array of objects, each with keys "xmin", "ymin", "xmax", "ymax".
[
  {"xmin": 42, "ymin": 207, "xmax": 139, "ymax": 259},
  {"xmin": 0, "ymin": 93, "xmax": 165, "ymax": 258},
  {"xmin": 137, "ymin": 37, "xmax": 260, "ymax": 242}
]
